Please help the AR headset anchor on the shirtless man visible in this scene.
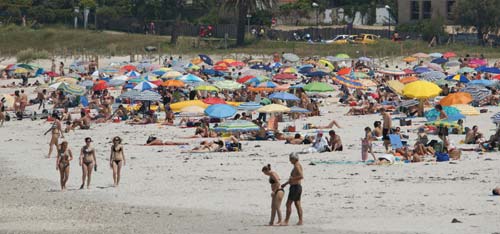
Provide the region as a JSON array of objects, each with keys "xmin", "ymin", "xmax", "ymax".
[
  {"xmin": 381, "ymin": 108, "xmax": 392, "ymax": 152},
  {"xmin": 281, "ymin": 153, "xmax": 304, "ymax": 226},
  {"xmin": 327, "ymin": 130, "xmax": 343, "ymax": 151}
]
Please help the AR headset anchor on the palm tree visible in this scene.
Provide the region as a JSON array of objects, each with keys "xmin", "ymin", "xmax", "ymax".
[{"xmin": 223, "ymin": 0, "xmax": 277, "ymax": 46}]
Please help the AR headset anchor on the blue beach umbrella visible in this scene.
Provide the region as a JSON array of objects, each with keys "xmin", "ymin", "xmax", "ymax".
[
  {"xmin": 238, "ymin": 102, "xmax": 262, "ymax": 110},
  {"xmin": 250, "ymin": 64, "xmax": 272, "ymax": 71},
  {"xmin": 414, "ymin": 67, "xmax": 432, "ymax": 74},
  {"xmin": 204, "ymin": 104, "xmax": 236, "ymax": 118},
  {"xmin": 445, "ymin": 74, "xmax": 470, "ymax": 83},
  {"xmin": 213, "ymin": 120, "xmax": 260, "ymax": 132},
  {"xmin": 199, "ymin": 54, "xmax": 213, "ymax": 66},
  {"xmin": 467, "ymin": 79, "xmax": 495, "ymax": 87},
  {"xmin": 306, "ymin": 71, "xmax": 328, "ymax": 77},
  {"xmin": 133, "ymin": 81, "xmax": 157, "ymax": 91},
  {"xmin": 269, "ymin": 92, "xmax": 300, "ymax": 101},
  {"xmin": 425, "ymin": 106, "xmax": 461, "ymax": 121},
  {"xmin": 431, "ymin": 57, "xmax": 448, "ymax": 64}
]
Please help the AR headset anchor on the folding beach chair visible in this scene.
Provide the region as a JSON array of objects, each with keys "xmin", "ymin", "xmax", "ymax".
[{"xmin": 389, "ymin": 134, "xmax": 404, "ymax": 150}]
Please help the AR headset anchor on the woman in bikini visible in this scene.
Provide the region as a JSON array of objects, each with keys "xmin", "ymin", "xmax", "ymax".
[
  {"xmin": 56, "ymin": 141, "xmax": 73, "ymax": 191},
  {"xmin": 109, "ymin": 136, "xmax": 126, "ymax": 187},
  {"xmin": 79, "ymin": 137, "xmax": 97, "ymax": 189},
  {"xmin": 44, "ymin": 113, "xmax": 64, "ymax": 158},
  {"xmin": 262, "ymin": 164, "xmax": 284, "ymax": 226}
]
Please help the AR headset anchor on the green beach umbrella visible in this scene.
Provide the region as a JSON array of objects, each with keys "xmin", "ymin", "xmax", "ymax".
[
  {"xmin": 303, "ymin": 82, "xmax": 334, "ymax": 92},
  {"xmin": 215, "ymin": 80, "xmax": 242, "ymax": 90},
  {"xmin": 62, "ymin": 83, "xmax": 86, "ymax": 96},
  {"xmin": 335, "ymin": 53, "xmax": 350, "ymax": 59}
]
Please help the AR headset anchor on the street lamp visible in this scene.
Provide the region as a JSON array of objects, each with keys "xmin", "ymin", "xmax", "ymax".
[
  {"xmin": 246, "ymin": 14, "xmax": 252, "ymax": 34},
  {"xmin": 385, "ymin": 5, "xmax": 391, "ymax": 39},
  {"xmin": 312, "ymin": 2, "xmax": 319, "ymax": 41}
]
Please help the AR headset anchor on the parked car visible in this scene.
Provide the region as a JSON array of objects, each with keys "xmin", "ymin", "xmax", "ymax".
[
  {"xmin": 353, "ymin": 34, "xmax": 379, "ymax": 44},
  {"xmin": 324, "ymin": 35, "xmax": 356, "ymax": 44}
]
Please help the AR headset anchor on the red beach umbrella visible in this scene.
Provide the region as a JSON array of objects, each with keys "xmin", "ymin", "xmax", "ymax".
[{"xmin": 203, "ymin": 97, "xmax": 226, "ymax": 104}]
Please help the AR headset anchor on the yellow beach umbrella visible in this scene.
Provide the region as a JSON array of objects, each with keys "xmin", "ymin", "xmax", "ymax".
[
  {"xmin": 358, "ymin": 79, "xmax": 377, "ymax": 87},
  {"xmin": 179, "ymin": 105, "xmax": 206, "ymax": 117},
  {"xmin": 387, "ymin": 80, "xmax": 404, "ymax": 95},
  {"xmin": 162, "ymin": 71, "xmax": 183, "ymax": 79},
  {"xmin": 14, "ymin": 67, "xmax": 29, "ymax": 74},
  {"xmin": 257, "ymin": 104, "xmax": 290, "ymax": 113},
  {"xmin": 402, "ymin": 80, "xmax": 442, "ymax": 99},
  {"xmin": 169, "ymin": 100, "xmax": 209, "ymax": 112},
  {"xmin": 451, "ymin": 104, "xmax": 480, "ymax": 116},
  {"xmin": 318, "ymin": 59, "xmax": 335, "ymax": 70},
  {"xmin": 56, "ymin": 77, "xmax": 78, "ymax": 84},
  {"xmin": 195, "ymin": 85, "xmax": 219, "ymax": 92}
]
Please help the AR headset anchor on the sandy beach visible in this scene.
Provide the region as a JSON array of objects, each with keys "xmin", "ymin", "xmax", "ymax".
[{"xmin": 1, "ymin": 56, "xmax": 500, "ymax": 234}]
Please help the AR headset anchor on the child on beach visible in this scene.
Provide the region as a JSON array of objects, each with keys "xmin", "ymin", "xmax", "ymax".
[{"xmin": 361, "ymin": 127, "xmax": 377, "ymax": 162}]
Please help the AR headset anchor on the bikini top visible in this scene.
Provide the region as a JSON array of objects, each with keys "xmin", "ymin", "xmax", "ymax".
[
  {"xmin": 112, "ymin": 145, "xmax": 122, "ymax": 152},
  {"xmin": 82, "ymin": 146, "xmax": 93, "ymax": 156},
  {"xmin": 58, "ymin": 149, "xmax": 69, "ymax": 160}
]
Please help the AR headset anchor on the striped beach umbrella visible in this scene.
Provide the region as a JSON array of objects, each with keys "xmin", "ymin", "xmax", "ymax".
[
  {"xmin": 457, "ymin": 67, "xmax": 475, "ymax": 74},
  {"xmin": 237, "ymin": 102, "xmax": 262, "ymax": 110},
  {"xmin": 269, "ymin": 92, "xmax": 300, "ymax": 101},
  {"xmin": 425, "ymin": 120, "xmax": 460, "ymax": 128},
  {"xmin": 420, "ymin": 71, "xmax": 446, "ymax": 82},
  {"xmin": 62, "ymin": 83, "xmax": 86, "ymax": 96},
  {"xmin": 177, "ymin": 74, "xmax": 204, "ymax": 83},
  {"xmin": 133, "ymin": 81, "xmax": 157, "ymax": 91},
  {"xmin": 135, "ymin": 90, "xmax": 162, "ymax": 101},
  {"xmin": 491, "ymin": 112, "xmax": 500, "ymax": 123},
  {"xmin": 451, "ymin": 104, "xmax": 480, "ymax": 116},
  {"xmin": 460, "ymin": 86, "xmax": 491, "ymax": 101},
  {"xmin": 445, "ymin": 74, "xmax": 470, "ymax": 83},
  {"xmin": 213, "ymin": 120, "xmax": 260, "ymax": 132},
  {"xmin": 108, "ymin": 79, "xmax": 126, "ymax": 87},
  {"xmin": 119, "ymin": 90, "xmax": 141, "ymax": 99}
]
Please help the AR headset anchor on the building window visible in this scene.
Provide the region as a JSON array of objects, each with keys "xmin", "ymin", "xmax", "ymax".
[
  {"xmin": 447, "ymin": 1, "xmax": 455, "ymax": 20},
  {"xmin": 422, "ymin": 1, "xmax": 432, "ymax": 19},
  {"xmin": 410, "ymin": 1, "xmax": 420, "ymax": 20}
]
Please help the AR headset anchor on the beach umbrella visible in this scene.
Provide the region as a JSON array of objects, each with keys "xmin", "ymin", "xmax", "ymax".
[
  {"xmin": 306, "ymin": 71, "xmax": 329, "ymax": 77},
  {"xmin": 179, "ymin": 106, "xmax": 206, "ymax": 117},
  {"xmin": 257, "ymin": 104, "xmax": 290, "ymax": 113},
  {"xmin": 209, "ymin": 77, "xmax": 225, "ymax": 82},
  {"xmin": 198, "ymin": 54, "xmax": 213, "ymax": 66},
  {"xmin": 213, "ymin": 120, "xmax": 260, "ymax": 132},
  {"xmin": 49, "ymin": 82, "xmax": 67, "ymax": 90},
  {"xmin": 162, "ymin": 79, "xmax": 185, "ymax": 87},
  {"xmin": 358, "ymin": 57, "xmax": 372, "ymax": 62},
  {"xmin": 273, "ymin": 73, "xmax": 297, "ymax": 80},
  {"xmin": 337, "ymin": 68, "xmax": 352, "ymax": 76},
  {"xmin": 204, "ymin": 104, "xmax": 236, "ymax": 118},
  {"xmin": 457, "ymin": 67, "xmax": 475, "ymax": 74},
  {"xmin": 413, "ymin": 67, "xmax": 431, "ymax": 74},
  {"xmin": 135, "ymin": 90, "xmax": 162, "ymax": 101},
  {"xmin": 269, "ymin": 92, "xmax": 300, "ymax": 101},
  {"xmin": 469, "ymin": 58, "xmax": 487, "ymax": 67},
  {"xmin": 44, "ymin": 71, "xmax": 59, "ymax": 77},
  {"xmin": 237, "ymin": 75, "xmax": 256, "ymax": 84},
  {"xmin": 56, "ymin": 77, "xmax": 78, "ymax": 84},
  {"xmin": 403, "ymin": 56, "xmax": 417, "ymax": 63},
  {"xmin": 162, "ymin": 71, "xmax": 183, "ymax": 79},
  {"xmin": 13, "ymin": 67, "xmax": 29, "ymax": 74},
  {"xmin": 282, "ymin": 53, "xmax": 300, "ymax": 62},
  {"xmin": 102, "ymin": 67, "xmax": 120, "ymax": 74},
  {"xmin": 282, "ymin": 67, "xmax": 298, "ymax": 74},
  {"xmin": 446, "ymin": 61, "xmax": 461, "ymax": 67},
  {"xmin": 491, "ymin": 112, "xmax": 500, "ymax": 124},
  {"xmin": 443, "ymin": 52, "xmax": 457, "ymax": 58},
  {"xmin": 398, "ymin": 99, "xmax": 420, "ymax": 108},
  {"xmin": 62, "ymin": 83, "xmax": 86, "ymax": 96},
  {"xmin": 378, "ymin": 69, "xmax": 406, "ymax": 76},
  {"xmin": 213, "ymin": 65, "xmax": 228, "ymax": 71},
  {"xmin": 201, "ymin": 69, "xmax": 224, "ymax": 77},
  {"xmin": 177, "ymin": 74, "xmax": 204, "ymax": 83},
  {"xmin": 460, "ymin": 86, "xmax": 491, "ymax": 101},
  {"xmin": 93, "ymin": 80, "xmax": 108, "ymax": 91},
  {"xmin": 451, "ymin": 104, "xmax": 480, "ymax": 116},
  {"xmin": 195, "ymin": 85, "xmax": 219, "ymax": 92},
  {"xmin": 203, "ymin": 97, "xmax": 226, "ymax": 104},
  {"xmin": 427, "ymin": 63, "xmax": 444, "ymax": 72},
  {"xmin": 420, "ymin": 71, "xmax": 446, "ymax": 82},
  {"xmin": 479, "ymin": 67, "xmax": 500, "ymax": 74},
  {"xmin": 358, "ymin": 79, "xmax": 377, "ymax": 87},
  {"xmin": 260, "ymin": 98, "xmax": 272, "ymax": 105},
  {"xmin": 256, "ymin": 81, "xmax": 278, "ymax": 88},
  {"xmin": 126, "ymin": 71, "xmax": 140, "ymax": 78},
  {"xmin": 108, "ymin": 79, "xmax": 126, "ymax": 87},
  {"xmin": 332, "ymin": 76, "xmax": 366, "ymax": 89},
  {"xmin": 238, "ymin": 102, "xmax": 262, "ymax": 110},
  {"xmin": 35, "ymin": 84, "xmax": 55, "ymax": 92},
  {"xmin": 493, "ymin": 75, "xmax": 500, "ymax": 80},
  {"xmin": 386, "ymin": 80, "xmax": 404, "ymax": 95},
  {"xmin": 133, "ymin": 81, "xmax": 157, "ymax": 91},
  {"xmin": 445, "ymin": 74, "xmax": 470, "ymax": 83},
  {"xmin": 215, "ymin": 80, "xmax": 242, "ymax": 90},
  {"xmin": 119, "ymin": 89, "xmax": 142, "ymax": 99},
  {"xmin": 468, "ymin": 79, "xmax": 496, "ymax": 87},
  {"xmin": 429, "ymin": 53, "xmax": 443, "ymax": 58},
  {"xmin": 335, "ymin": 53, "xmax": 350, "ymax": 59},
  {"xmin": 318, "ymin": 59, "xmax": 335, "ymax": 70},
  {"xmin": 122, "ymin": 64, "xmax": 137, "ymax": 72},
  {"xmin": 303, "ymin": 82, "xmax": 334, "ymax": 92},
  {"xmin": 425, "ymin": 120, "xmax": 461, "ymax": 129},
  {"xmin": 439, "ymin": 92, "xmax": 472, "ymax": 106},
  {"xmin": 79, "ymin": 80, "xmax": 94, "ymax": 88},
  {"xmin": 128, "ymin": 77, "xmax": 146, "ymax": 83},
  {"xmin": 402, "ymin": 80, "xmax": 441, "ymax": 99},
  {"xmin": 412, "ymin": 53, "xmax": 429, "ymax": 58},
  {"xmin": 250, "ymin": 64, "xmax": 272, "ymax": 71},
  {"xmin": 425, "ymin": 106, "xmax": 461, "ymax": 121},
  {"xmin": 431, "ymin": 57, "xmax": 448, "ymax": 64},
  {"xmin": 290, "ymin": 106, "xmax": 311, "ymax": 113},
  {"xmin": 400, "ymin": 76, "xmax": 419, "ymax": 84}
]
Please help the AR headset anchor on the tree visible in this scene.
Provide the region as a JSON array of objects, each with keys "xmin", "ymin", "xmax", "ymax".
[
  {"xmin": 452, "ymin": 0, "xmax": 500, "ymax": 40},
  {"xmin": 223, "ymin": 0, "xmax": 277, "ymax": 46}
]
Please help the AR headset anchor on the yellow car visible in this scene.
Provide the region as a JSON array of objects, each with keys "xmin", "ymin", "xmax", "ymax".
[
  {"xmin": 353, "ymin": 34, "xmax": 379, "ymax": 44},
  {"xmin": 325, "ymin": 35, "xmax": 356, "ymax": 44}
]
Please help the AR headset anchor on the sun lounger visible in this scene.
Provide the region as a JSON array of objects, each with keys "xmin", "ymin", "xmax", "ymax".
[{"xmin": 389, "ymin": 134, "xmax": 404, "ymax": 150}]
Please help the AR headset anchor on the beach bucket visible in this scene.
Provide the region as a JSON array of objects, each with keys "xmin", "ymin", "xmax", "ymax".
[
  {"xmin": 113, "ymin": 117, "xmax": 121, "ymax": 123},
  {"xmin": 288, "ymin": 126, "xmax": 296, "ymax": 132},
  {"xmin": 436, "ymin": 152, "xmax": 449, "ymax": 162},
  {"xmin": 47, "ymin": 116, "xmax": 54, "ymax": 122}
]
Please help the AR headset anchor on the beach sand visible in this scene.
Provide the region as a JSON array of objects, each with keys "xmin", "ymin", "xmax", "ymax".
[{"xmin": 1, "ymin": 57, "xmax": 500, "ymax": 234}]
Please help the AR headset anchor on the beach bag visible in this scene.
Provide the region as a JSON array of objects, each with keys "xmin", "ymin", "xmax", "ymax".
[{"xmin": 435, "ymin": 152, "xmax": 449, "ymax": 162}]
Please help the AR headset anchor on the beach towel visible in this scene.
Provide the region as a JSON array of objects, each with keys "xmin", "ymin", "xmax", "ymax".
[
  {"xmin": 311, "ymin": 160, "xmax": 374, "ymax": 165},
  {"xmin": 389, "ymin": 134, "xmax": 403, "ymax": 150}
]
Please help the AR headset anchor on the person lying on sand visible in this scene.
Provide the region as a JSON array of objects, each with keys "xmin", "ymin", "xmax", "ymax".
[
  {"xmin": 183, "ymin": 139, "xmax": 225, "ymax": 153},
  {"xmin": 493, "ymin": 187, "xmax": 500, "ymax": 196},
  {"xmin": 144, "ymin": 136, "xmax": 189, "ymax": 146},
  {"xmin": 307, "ymin": 119, "xmax": 341, "ymax": 129}
]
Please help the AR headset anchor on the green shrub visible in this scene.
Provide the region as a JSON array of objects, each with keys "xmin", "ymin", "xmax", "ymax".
[
  {"xmin": 16, "ymin": 48, "xmax": 50, "ymax": 63},
  {"xmin": 396, "ymin": 18, "xmax": 447, "ymax": 41}
]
